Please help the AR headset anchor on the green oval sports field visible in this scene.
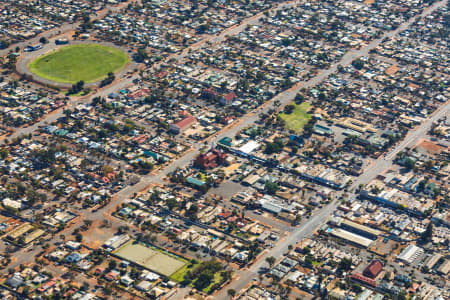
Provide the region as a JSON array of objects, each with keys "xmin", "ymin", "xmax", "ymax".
[{"xmin": 28, "ymin": 44, "xmax": 129, "ymax": 84}]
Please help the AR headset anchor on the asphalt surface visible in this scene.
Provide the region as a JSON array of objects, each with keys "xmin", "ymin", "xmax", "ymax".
[
  {"xmin": 212, "ymin": 1, "xmax": 449, "ymax": 298},
  {"xmin": 0, "ymin": 0, "xmax": 448, "ymax": 299},
  {"xmin": 0, "ymin": 1, "xmax": 131, "ymax": 57}
]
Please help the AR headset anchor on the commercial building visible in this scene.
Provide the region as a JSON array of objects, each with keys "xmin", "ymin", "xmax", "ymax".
[
  {"xmin": 437, "ymin": 259, "xmax": 450, "ymax": 275},
  {"xmin": 339, "ymin": 219, "xmax": 382, "ymax": 240},
  {"xmin": 397, "ymin": 245, "xmax": 424, "ymax": 264},
  {"xmin": 169, "ymin": 115, "xmax": 196, "ymax": 134},
  {"xmin": 330, "ymin": 228, "xmax": 373, "ymax": 248}
]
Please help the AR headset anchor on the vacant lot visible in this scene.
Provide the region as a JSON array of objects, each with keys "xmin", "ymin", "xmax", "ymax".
[
  {"xmin": 278, "ymin": 102, "xmax": 312, "ymax": 132},
  {"xmin": 114, "ymin": 241, "xmax": 187, "ymax": 277},
  {"xmin": 28, "ymin": 44, "xmax": 129, "ymax": 84}
]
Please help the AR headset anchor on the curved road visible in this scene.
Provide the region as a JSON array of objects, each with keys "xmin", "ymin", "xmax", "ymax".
[{"xmin": 0, "ymin": 0, "xmax": 132, "ymax": 57}]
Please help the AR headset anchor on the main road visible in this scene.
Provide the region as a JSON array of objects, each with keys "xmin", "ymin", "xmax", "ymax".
[
  {"xmin": 3, "ymin": 0, "xmax": 300, "ymax": 142},
  {"xmin": 0, "ymin": 0, "xmax": 448, "ymax": 297},
  {"xmin": 212, "ymin": 0, "xmax": 449, "ymax": 298}
]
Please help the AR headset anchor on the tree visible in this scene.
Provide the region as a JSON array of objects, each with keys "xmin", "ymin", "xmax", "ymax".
[
  {"xmin": 75, "ymin": 233, "xmax": 83, "ymax": 242},
  {"xmin": 338, "ymin": 258, "xmax": 352, "ymax": 272},
  {"xmin": 100, "ymin": 72, "xmax": 115, "ymax": 87},
  {"xmin": 304, "ymin": 255, "xmax": 314, "ymax": 266},
  {"xmin": 185, "ymin": 204, "xmax": 199, "ymax": 221},
  {"xmin": 420, "ymin": 222, "xmax": 433, "ymax": 244},
  {"xmin": 67, "ymin": 80, "xmax": 84, "ymax": 95},
  {"xmin": 0, "ymin": 148, "xmax": 9, "ymax": 159},
  {"xmin": 423, "ymin": 160, "xmax": 434, "ymax": 170},
  {"xmin": 227, "ymin": 289, "xmax": 236, "ymax": 299},
  {"xmin": 266, "ymin": 256, "xmax": 276, "ymax": 268},
  {"xmin": 108, "ymin": 260, "xmax": 117, "ymax": 270},
  {"xmin": 352, "ymin": 59, "xmax": 364, "ymax": 70},
  {"xmin": 167, "ymin": 198, "xmax": 178, "ymax": 211},
  {"xmin": 283, "ymin": 104, "xmax": 295, "ymax": 114},
  {"xmin": 264, "ymin": 142, "xmax": 281, "ymax": 154},
  {"xmin": 294, "ymin": 93, "xmax": 304, "ymax": 104},
  {"xmin": 83, "ymin": 220, "xmax": 93, "ymax": 228},
  {"xmin": 134, "ymin": 48, "xmax": 148, "ymax": 62},
  {"xmin": 264, "ymin": 138, "xmax": 284, "ymax": 154},
  {"xmin": 193, "ymin": 271, "xmax": 213, "ymax": 290},
  {"xmin": 403, "ymin": 157, "xmax": 416, "ymax": 170},
  {"xmin": 264, "ymin": 181, "xmax": 278, "ymax": 195}
]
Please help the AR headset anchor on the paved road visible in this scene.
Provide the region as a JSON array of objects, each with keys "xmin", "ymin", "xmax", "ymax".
[
  {"xmin": 212, "ymin": 1, "xmax": 448, "ymax": 299},
  {"xmin": 0, "ymin": 1, "xmax": 131, "ymax": 57},
  {"xmin": 1, "ymin": 0, "xmax": 448, "ymax": 297},
  {"xmin": 215, "ymin": 200, "xmax": 339, "ymax": 299},
  {"xmin": 4, "ymin": 0, "xmax": 298, "ymax": 141}
]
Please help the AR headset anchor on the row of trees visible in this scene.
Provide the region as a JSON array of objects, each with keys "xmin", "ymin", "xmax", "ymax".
[
  {"xmin": 67, "ymin": 80, "xmax": 85, "ymax": 95},
  {"xmin": 100, "ymin": 72, "xmax": 115, "ymax": 87}
]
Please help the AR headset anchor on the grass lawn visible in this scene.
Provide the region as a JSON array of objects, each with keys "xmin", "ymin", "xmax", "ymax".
[
  {"xmin": 203, "ymin": 272, "xmax": 223, "ymax": 294},
  {"xmin": 28, "ymin": 44, "xmax": 129, "ymax": 84},
  {"xmin": 169, "ymin": 260, "xmax": 225, "ymax": 293},
  {"xmin": 278, "ymin": 102, "xmax": 312, "ymax": 133},
  {"xmin": 170, "ymin": 260, "xmax": 199, "ymax": 282}
]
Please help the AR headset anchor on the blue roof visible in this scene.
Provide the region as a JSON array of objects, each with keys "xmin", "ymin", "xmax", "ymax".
[{"xmin": 186, "ymin": 177, "xmax": 206, "ymax": 186}]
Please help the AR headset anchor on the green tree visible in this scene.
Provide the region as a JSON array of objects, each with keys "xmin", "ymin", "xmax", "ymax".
[
  {"xmin": 0, "ymin": 148, "xmax": 9, "ymax": 159},
  {"xmin": 403, "ymin": 157, "xmax": 416, "ymax": 170},
  {"xmin": 227, "ymin": 289, "xmax": 236, "ymax": 299},
  {"xmin": 264, "ymin": 181, "xmax": 278, "ymax": 195},
  {"xmin": 108, "ymin": 260, "xmax": 117, "ymax": 270},
  {"xmin": 75, "ymin": 233, "xmax": 83, "ymax": 242},
  {"xmin": 266, "ymin": 256, "xmax": 276, "ymax": 268},
  {"xmin": 352, "ymin": 59, "xmax": 364, "ymax": 70}
]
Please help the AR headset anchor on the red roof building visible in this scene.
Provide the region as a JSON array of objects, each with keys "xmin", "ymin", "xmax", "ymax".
[
  {"xmin": 363, "ymin": 260, "xmax": 383, "ymax": 279},
  {"xmin": 194, "ymin": 149, "xmax": 226, "ymax": 169},
  {"xmin": 169, "ymin": 115, "xmax": 197, "ymax": 134},
  {"xmin": 202, "ymin": 88, "xmax": 218, "ymax": 100},
  {"xmin": 351, "ymin": 273, "xmax": 378, "ymax": 287},
  {"xmin": 128, "ymin": 88, "xmax": 150, "ymax": 99},
  {"xmin": 220, "ymin": 92, "xmax": 236, "ymax": 105}
]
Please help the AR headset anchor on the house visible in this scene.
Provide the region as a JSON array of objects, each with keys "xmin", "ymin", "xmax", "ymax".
[
  {"xmin": 105, "ymin": 270, "xmax": 120, "ymax": 281},
  {"xmin": 66, "ymin": 241, "xmax": 81, "ymax": 250},
  {"xmin": 94, "ymin": 267, "xmax": 105, "ymax": 276},
  {"xmin": 220, "ymin": 92, "xmax": 236, "ymax": 105},
  {"xmin": 350, "ymin": 273, "xmax": 378, "ymax": 288},
  {"xmin": 65, "ymin": 252, "xmax": 83, "ymax": 263},
  {"xmin": 170, "ymin": 115, "xmax": 197, "ymax": 134},
  {"xmin": 38, "ymin": 279, "xmax": 56, "ymax": 293},
  {"xmin": 121, "ymin": 275, "xmax": 134, "ymax": 286},
  {"xmin": 202, "ymin": 88, "xmax": 218, "ymax": 100},
  {"xmin": 6, "ymin": 273, "xmax": 23, "ymax": 289},
  {"xmin": 136, "ymin": 280, "xmax": 153, "ymax": 292}
]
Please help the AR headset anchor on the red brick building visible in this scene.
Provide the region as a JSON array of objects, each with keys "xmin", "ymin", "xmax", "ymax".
[
  {"xmin": 363, "ymin": 260, "xmax": 383, "ymax": 279},
  {"xmin": 194, "ymin": 149, "xmax": 226, "ymax": 169}
]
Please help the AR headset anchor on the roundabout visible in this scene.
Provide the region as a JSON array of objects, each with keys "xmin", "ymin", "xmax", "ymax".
[{"xmin": 19, "ymin": 42, "xmax": 131, "ymax": 88}]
